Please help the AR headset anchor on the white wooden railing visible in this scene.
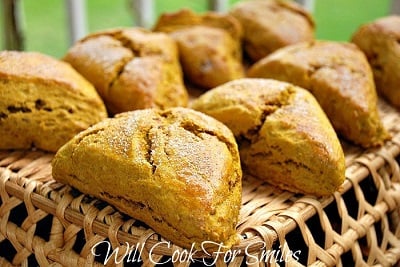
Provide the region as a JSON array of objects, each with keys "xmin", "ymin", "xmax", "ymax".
[
  {"xmin": 2, "ymin": 0, "xmax": 316, "ymax": 50},
  {"xmin": 66, "ymin": 0, "xmax": 315, "ymax": 44},
  {"xmin": 66, "ymin": 0, "xmax": 314, "ymax": 43},
  {"xmin": 4, "ymin": 0, "xmax": 400, "ymax": 52},
  {"xmin": 23, "ymin": 0, "xmax": 400, "ymax": 51}
]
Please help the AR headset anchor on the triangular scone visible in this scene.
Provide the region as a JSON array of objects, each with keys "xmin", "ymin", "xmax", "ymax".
[
  {"xmin": 63, "ymin": 28, "xmax": 189, "ymax": 115},
  {"xmin": 52, "ymin": 107, "xmax": 242, "ymax": 250},
  {"xmin": 153, "ymin": 9, "xmax": 244, "ymax": 89},
  {"xmin": 192, "ymin": 78, "xmax": 345, "ymax": 196},
  {"xmin": 351, "ymin": 16, "xmax": 400, "ymax": 108},
  {"xmin": 248, "ymin": 41, "xmax": 390, "ymax": 148},
  {"xmin": 229, "ymin": 0, "xmax": 315, "ymax": 62},
  {"xmin": 0, "ymin": 51, "xmax": 107, "ymax": 152}
]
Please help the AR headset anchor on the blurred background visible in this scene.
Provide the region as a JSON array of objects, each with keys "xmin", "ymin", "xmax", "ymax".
[{"xmin": 0, "ymin": 0, "xmax": 395, "ymax": 58}]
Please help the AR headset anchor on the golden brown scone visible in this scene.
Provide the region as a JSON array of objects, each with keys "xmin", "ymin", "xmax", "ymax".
[
  {"xmin": 229, "ymin": 0, "xmax": 315, "ymax": 62},
  {"xmin": 192, "ymin": 78, "xmax": 345, "ymax": 196},
  {"xmin": 248, "ymin": 41, "xmax": 390, "ymax": 148},
  {"xmin": 153, "ymin": 9, "xmax": 244, "ymax": 89},
  {"xmin": 52, "ymin": 107, "xmax": 242, "ymax": 250},
  {"xmin": 351, "ymin": 16, "xmax": 400, "ymax": 108},
  {"xmin": 0, "ymin": 51, "xmax": 107, "ymax": 152},
  {"xmin": 63, "ymin": 27, "xmax": 189, "ymax": 115}
]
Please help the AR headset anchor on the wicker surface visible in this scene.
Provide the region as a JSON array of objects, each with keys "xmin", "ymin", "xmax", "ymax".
[{"xmin": 1, "ymin": 99, "xmax": 400, "ymax": 266}]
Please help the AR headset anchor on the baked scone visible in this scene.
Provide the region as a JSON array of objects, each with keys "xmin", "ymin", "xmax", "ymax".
[
  {"xmin": 248, "ymin": 41, "xmax": 390, "ymax": 148},
  {"xmin": 52, "ymin": 107, "xmax": 242, "ymax": 250},
  {"xmin": 0, "ymin": 51, "xmax": 107, "ymax": 152},
  {"xmin": 63, "ymin": 27, "xmax": 189, "ymax": 115},
  {"xmin": 192, "ymin": 78, "xmax": 345, "ymax": 196},
  {"xmin": 229, "ymin": 0, "xmax": 315, "ymax": 62},
  {"xmin": 153, "ymin": 9, "xmax": 244, "ymax": 89},
  {"xmin": 351, "ymin": 15, "xmax": 400, "ymax": 108}
]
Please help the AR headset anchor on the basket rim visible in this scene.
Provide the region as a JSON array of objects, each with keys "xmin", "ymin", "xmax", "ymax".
[{"xmin": 1, "ymin": 99, "xmax": 400, "ymax": 262}]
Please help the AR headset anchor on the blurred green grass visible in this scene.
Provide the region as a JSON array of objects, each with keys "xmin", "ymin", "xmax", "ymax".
[
  {"xmin": 314, "ymin": 0, "xmax": 391, "ymax": 41},
  {"xmin": 0, "ymin": 0, "xmax": 391, "ymax": 58}
]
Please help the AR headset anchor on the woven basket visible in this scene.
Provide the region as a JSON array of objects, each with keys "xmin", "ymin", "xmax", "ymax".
[{"xmin": 1, "ymin": 98, "xmax": 400, "ymax": 267}]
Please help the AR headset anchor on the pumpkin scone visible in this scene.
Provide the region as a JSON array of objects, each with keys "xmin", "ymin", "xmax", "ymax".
[
  {"xmin": 248, "ymin": 41, "xmax": 390, "ymax": 148},
  {"xmin": 153, "ymin": 9, "xmax": 244, "ymax": 89},
  {"xmin": 192, "ymin": 78, "xmax": 345, "ymax": 196},
  {"xmin": 0, "ymin": 51, "xmax": 107, "ymax": 152},
  {"xmin": 351, "ymin": 15, "xmax": 400, "ymax": 108},
  {"xmin": 52, "ymin": 107, "xmax": 242, "ymax": 250},
  {"xmin": 229, "ymin": 0, "xmax": 315, "ymax": 62},
  {"xmin": 63, "ymin": 27, "xmax": 189, "ymax": 115}
]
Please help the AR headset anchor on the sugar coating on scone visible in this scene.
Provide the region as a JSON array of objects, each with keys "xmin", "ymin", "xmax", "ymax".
[
  {"xmin": 248, "ymin": 41, "xmax": 390, "ymax": 148},
  {"xmin": 192, "ymin": 78, "xmax": 345, "ymax": 196},
  {"xmin": 64, "ymin": 27, "xmax": 189, "ymax": 115},
  {"xmin": 229, "ymin": 0, "xmax": 315, "ymax": 62},
  {"xmin": 0, "ymin": 51, "xmax": 107, "ymax": 152},
  {"xmin": 153, "ymin": 9, "xmax": 244, "ymax": 89},
  {"xmin": 52, "ymin": 107, "xmax": 242, "ymax": 250},
  {"xmin": 351, "ymin": 15, "xmax": 400, "ymax": 108}
]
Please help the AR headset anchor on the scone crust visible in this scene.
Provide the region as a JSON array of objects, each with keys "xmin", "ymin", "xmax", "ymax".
[
  {"xmin": 248, "ymin": 41, "xmax": 390, "ymax": 148},
  {"xmin": 153, "ymin": 9, "xmax": 244, "ymax": 89},
  {"xmin": 192, "ymin": 78, "xmax": 345, "ymax": 196},
  {"xmin": 351, "ymin": 15, "xmax": 400, "ymax": 107},
  {"xmin": 153, "ymin": 8, "xmax": 243, "ymax": 40},
  {"xmin": 230, "ymin": 0, "xmax": 314, "ymax": 62},
  {"xmin": 170, "ymin": 25, "xmax": 244, "ymax": 88},
  {"xmin": 52, "ymin": 107, "xmax": 242, "ymax": 250},
  {"xmin": 0, "ymin": 51, "xmax": 107, "ymax": 152},
  {"xmin": 64, "ymin": 27, "xmax": 189, "ymax": 114}
]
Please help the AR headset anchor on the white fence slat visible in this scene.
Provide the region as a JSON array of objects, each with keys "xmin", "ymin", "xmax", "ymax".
[
  {"xmin": 129, "ymin": 0, "xmax": 154, "ymax": 28},
  {"xmin": 295, "ymin": 0, "xmax": 315, "ymax": 13},
  {"xmin": 2, "ymin": 0, "xmax": 25, "ymax": 50},
  {"xmin": 208, "ymin": 0, "xmax": 228, "ymax": 12},
  {"xmin": 65, "ymin": 0, "xmax": 88, "ymax": 44}
]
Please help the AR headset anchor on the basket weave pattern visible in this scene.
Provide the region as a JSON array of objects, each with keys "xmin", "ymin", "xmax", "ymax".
[{"xmin": 1, "ymin": 99, "xmax": 400, "ymax": 266}]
